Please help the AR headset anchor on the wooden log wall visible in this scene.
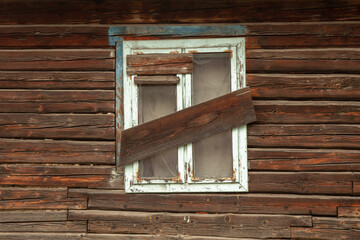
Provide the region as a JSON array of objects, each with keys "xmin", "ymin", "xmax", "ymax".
[{"xmin": 0, "ymin": 0, "xmax": 360, "ymax": 239}]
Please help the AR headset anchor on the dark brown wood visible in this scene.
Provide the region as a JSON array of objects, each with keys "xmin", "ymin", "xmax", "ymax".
[
  {"xmin": 0, "ymin": 90, "xmax": 114, "ymax": 113},
  {"xmin": 0, "ymin": 187, "xmax": 67, "ymax": 200},
  {"xmin": 249, "ymin": 148, "xmax": 360, "ymax": 171},
  {"xmin": 248, "ymin": 124, "xmax": 360, "ymax": 149},
  {"xmin": 0, "ymin": 114, "xmax": 114, "ymax": 140},
  {"xmin": 134, "ymin": 75, "xmax": 180, "ymax": 85},
  {"xmin": 0, "ymin": 210, "xmax": 67, "ymax": 222},
  {"xmin": 0, "ymin": 233, "xmax": 85, "ymax": 240},
  {"xmin": 338, "ymin": 207, "xmax": 360, "ymax": 217},
  {"xmin": 0, "ymin": 221, "xmax": 86, "ymax": 232},
  {"xmin": 313, "ymin": 217, "xmax": 360, "ymax": 230},
  {"xmin": 0, "ymin": 71, "xmax": 114, "ymax": 90},
  {"xmin": 248, "ymin": 74, "xmax": 360, "ymax": 100},
  {"xmin": 0, "ymin": 0, "xmax": 359, "ymax": 24},
  {"xmin": 0, "ymin": 198, "xmax": 87, "ymax": 210},
  {"xmin": 254, "ymin": 101, "xmax": 360, "ymax": 124},
  {"xmin": 0, "ymin": 50, "xmax": 114, "ymax": 71},
  {"xmin": 120, "ymin": 87, "xmax": 256, "ymax": 166},
  {"xmin": 249, "ymin": 172, "xmax": 353, "ymax": 195},
  {"xmin": 0, "ymin": 139, "xmax": 115, "ymax": 164},
  {"xmin": 127, "ymin": 54, "xmax": 193, "ymax": 75},
  {"xmin": 247, "ymin": 49, "xmax": 360, "ymax": 73},
  {"xmin": 291, "ymin": 227, "xmax": 360, "ymax": 240}
]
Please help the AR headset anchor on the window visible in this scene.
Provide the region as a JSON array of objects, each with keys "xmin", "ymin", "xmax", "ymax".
[{"xmin": 121, "ymin": 38, "xmax": 252, "ymax": 193}]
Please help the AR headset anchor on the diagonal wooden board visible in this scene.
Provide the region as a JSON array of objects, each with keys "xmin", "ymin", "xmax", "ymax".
[{"xmin": 119, "ymin": 87, "xmax": 256, "ymax": 166}]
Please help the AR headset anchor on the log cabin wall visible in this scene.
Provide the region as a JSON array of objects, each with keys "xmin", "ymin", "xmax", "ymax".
[{"xmin": 0, "ymin": 0, "xmax": 360, "ymax": 239}]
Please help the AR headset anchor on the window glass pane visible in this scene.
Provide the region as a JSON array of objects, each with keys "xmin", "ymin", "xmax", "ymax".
[
  {"xmin": 193, "ymin": 53, "xmax": 233, "ymax": 179},
  {"xmin": 138, "ymin": 85, "xmax": 178, "ymax": 179}
]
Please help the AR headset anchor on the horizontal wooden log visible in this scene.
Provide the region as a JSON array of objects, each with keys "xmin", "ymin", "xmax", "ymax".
[
  {"xmin": 134, "ymin": 75, "xmax": 180, "ymax": 85},
  {"xmin": 0, "ymin": 90, "xmax": 114, "ymax": 113},
  {"xmin": 0, "ymin": 187, "xmax": 67, "ymax": 200},
  {"xmin": 249, "ymin": 172, "xmax": 354, "ymax": 195},
  {"xmin": 79, "ymin": 211, "xmax": 310, "ymax": 238},
  {"xmin": 248, "ymin": 74, "xmax": 360, "ymax": 100},
  {"xmin": 254, "ymin": 101, "xmax": 360, "ymax": 124},
  {"xmin": 70, "ymin": 189, "xmax": 360, "ymax": 216},
  {"xmin": 127, "ymin": 54, "xmax": 193, "ymax": 75},
  {"xmin": 0, "ymin": 113, "xmax": 115, "ymax": 140},
  {"xmin": 120, "ymin": 87, "xmax": 256, "ymax": 166},
  {"xmin": 0, "ymin": 233, "xmax": 84, "ymax": 240},
  {"xmin": 0, "ymin": 71, "xmax": 114, "ymax": 89},
  {"xmin": 0, "ymin": 165, "xmax": 122, "ymax": 188},
  {"xmin": 0, "ymin": 139, "xmax": 115, "ymax": 164},
  {"xmin": 313, "ymin": 217, "xmax": 360, "ymax": 230},
  {"xmin": 247, "ymin": 49, "xmax": 360, "ymax": 73},
  {"xmin": 249, "ymin": 148, "xmax": 360, "ymax": 171},
  {"xmin": 353, "ymin": 182, "xmax": 360, "ymax": 195},
  {"xmin": 0, "ymin": 198, "xmax": 86, "ymax": 210},
  {"xmin": 291, "ymin": 227, "xmax": 360, "ymax": 240},
  {"xmin": 0, "ymin": 221, "xmax": 86, "ymax": 232},
  {"xmin": 0, "ymin": 50, "xmax": 114, "ymax": 71},
  {"xmin": 0, "ymin": 210, "xmax": 67, "ymax": 222},
  {"xmin": 0, "ymin": 0, "xmax": 359, "ymax": 24},
  {"xmin": 248, "ymin": 124, "xmax": 360, "ymax": 149},
  {"xmin": 338, "ymin": 207, "xmax": 360, "ymax": 218}
]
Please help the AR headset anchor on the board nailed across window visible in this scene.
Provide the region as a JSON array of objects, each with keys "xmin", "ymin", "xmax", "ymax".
[{"xmin": 120, "ymin": 38, "xmax": 255, "ymax": 193}]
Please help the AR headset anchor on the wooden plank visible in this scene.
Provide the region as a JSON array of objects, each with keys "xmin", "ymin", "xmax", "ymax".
[
  {"xmin": 338, "ymin": 207, "xmax": 360, "ymax": 218},
  {"xmin": 0, "ymin": 187, "xmax": 67, "ymax": 200},
  {"xmin": 0, "ymin": 210, "xmax": 67, "ymax": 222},
  {"xmin": 84, "ymin": 211, "xmax": 310, "ymax": 238},
  {"xmin": 0, "ymin": 50, "xmax": 114, "ymax": 71},
  {"xmin": 0, "ymin": 113, "xmax": 114, "ymax": 140},
  {"xmin": 127, "ymin": 54, "xmax": 193, "ymax": 75},
  {"xmin": 247, "ymin": 49, "xmax": 360, "ymax": 73},
  {"xmin": 249, "ymin": 148, "xmax": 360, "ymax": 171},
  {"xmin": 120, "ymin": 87, "xmax": 256, "ymax": 166},
  {"xmin": 248, "ymin": 74, "xmax": 360, "ymax": 100},
  {"xmin": 0, "ymin": 233, "xmax": 84, "ymax": 240},
  {"xmin": 0, "ymin": 221, "xmax": 86, "ymax": 232},
  {"xmin": 134, "ymin": 75, "xmax": 180, "ymax": 85},
  {"xmin": 248, "ymin": 124, "xmax": 360, "ymax": 149},
  {"xmin": 353, "ymin": 182, "xmax": 360, "ymax": 195},
  {"xmin": 254, "ymin": 101, "xmax": 360, "ymax": 124},
  {"xmin": 0, "ymin": 90, "xmax": 114, "ymax": 113},
  {"xmin": 249, "ymin": 172, "xmax": 353, "ymax": 195},
  {"xmin": 0, "ymin": 139, "xmax": 115, "ymax": 164},
  {"xmin": 313, "ymin": 217, "xmax": 360, "ymax": 230},
  {"xmin": 78, "ymin": 190, "xmax": 360, "ymax": 216},
  {"xmin": 0, "ymin": 71, "xmax": 114, "ymax": 89},
  {"xmin": 0, "ymin": 198, "xmax": 86, "ymax": 210},
  {"xmin": 291, "ymin": 227, "xmax": 360, "ymax": 240},
  {"xmin": 0, "ymin": 1, "xmax": 359, "ymax": 24}
]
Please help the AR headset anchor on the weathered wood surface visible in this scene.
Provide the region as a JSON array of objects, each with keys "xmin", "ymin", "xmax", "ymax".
[
  {"xmin": 0, "ymin": 114, "xmax": 114, "ymax": 140},
  {"xmin": 249, "ymin": 148, "xmax": 360, "ymax": 171},
  {"xmin": 120, "ymin": 87, "xmax": 256, "ymax": 166},
  {"xmin": 0, "ymin": 210, "xmax": 67, "ymax": 222},
  {"xmin": 73, "ymin": 211, "xmax": 310, "ymax": 238},
  {"xmin": 313, "ymin": 217, "xmax": 360, "ymax": 229},
  {"xmin": 248, "ymin": 74, "xmax": 360, "ymax": 100},
  {"xmin": 0, "ymin": 139, "xmax": 115, "ymax": 164},
  {"xmin": 254, "ymin": 101, "xmax": 360, "ymax": 123},
  {"xmin": 338, "ymin": 207, "xmax": 360, "ymax": 217},
  {"xmin": 0, "ymin": 90, "xmax": 114, "ymax": 113},
  {"xmin": 291, "ymin": 227, "xmax": 360, "ymax": 240},
  {"xmin": 134, "ymin": 75, "xmax": 180, "ymax": 85},
  {"xmin": 248, "ymin": 124, "xmax": 360, "ymax": 149},
  {"xmin": 0, "ymin": 71, "xmax": 114, "ymax": 89},
  {"xmin": 0, "ymin": 50, "xmax": 114, "ymax": 70},
  {"xmin": 0, "ymin": 221, "xmax": 86, "ymax": 232},
  {"xmin": 127, "ymin": 54, "xmax": 193, "ymax": 75},
  {"xmin": 247, "ymin": 49, "xmax": 360, "ymax": 73},
  {"xmin": 0, "ymin": 0, "xmax": 359, "ymax": 24}
]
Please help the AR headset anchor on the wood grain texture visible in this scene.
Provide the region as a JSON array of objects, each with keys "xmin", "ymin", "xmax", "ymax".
[
  {"xmin": 249, "ymin": 148, "xmax": 360, "ymax": 171},
  {"xmin": 291, "ymin": 227, "xmax": 360, "ymax": 240},
  {"xmin": 0, "ymin": 221, "xmax": 86, "ymax": 232},
  {"xmin": 0, "ymin": 50, "xmax": 114, "ymax": 70},
  {"xmin": 0, "ymin": 187, "xmax": 67, "ymax": 200},
  {"xmin": 0, "ymin": 210, "xmax": 67, "ymax": 222},
  {"xmin": 0, "ymin": 0, "xmax": 359, "ymax": 24},
  {"xmin": 338, "ymin": 207, "xmax": 360, "ymax": 218},
  {"xmin": 134, "ymin": 75, "xmax": 180, "ymax": 85},
  {"xmin": 0, "ymin": 90, "xmax": 114, "ymax": 113},
  {"xmin": 0, "ymin": 198, "xmax": 86, "ymax": 210},
  {"xmin": 247, "ymin": 49, "xmax": 360, "ymax": 73},
  {"xmin": 0, "ymin": 139, "xmax": 115, "ymax": 164},
  {"xmin": 248, "ymin": 124, "xmax": 360, "ymax": 149},
  {"xmin": 0, "ymin": 71, "xmax": 114, "ymax": 89},
  {"xmin": 254, "ymin": 101, "xmax": 360, "ymax": 124},
  {"xmin": 0, "ymin": 113, "xmax": 114, "ymax": 140},
  {"xmin": 127, "ymin": 54, "xmax": 193, "ymax": 75},
  {"xmin": 248, "ymin": 74, "xmax": 360, "ymax": 100},
  {"xmin": 120, "ymin": 87, "xmax": 256, "ymax": 166},
  {"xmin": 313, "ymin": 217, "xmax": 360, "ymax": 230}
]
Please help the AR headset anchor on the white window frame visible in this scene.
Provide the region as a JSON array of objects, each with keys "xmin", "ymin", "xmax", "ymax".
[{"xmin": 123, "ymin": 38, "xmax": 248, "ymax": 193}]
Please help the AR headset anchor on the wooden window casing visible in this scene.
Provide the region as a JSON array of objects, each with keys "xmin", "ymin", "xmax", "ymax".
[{"xmin": 122, "ymin": 38, "xmax": 248, "ymax": 193}]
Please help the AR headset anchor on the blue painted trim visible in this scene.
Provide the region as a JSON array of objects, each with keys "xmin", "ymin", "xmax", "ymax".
[
  {"xmin": 109, "ymin": 25, "xmax": 246, "ymax": 46},
  {"xmin": 115, "ymin": 39, "xmax": 124, "ymax": 169}
]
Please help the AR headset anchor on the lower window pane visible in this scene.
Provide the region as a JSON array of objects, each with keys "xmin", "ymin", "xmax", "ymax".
[{"xmin": 138, "ymin": 85, "xmax": 178, "ymax": 179}]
